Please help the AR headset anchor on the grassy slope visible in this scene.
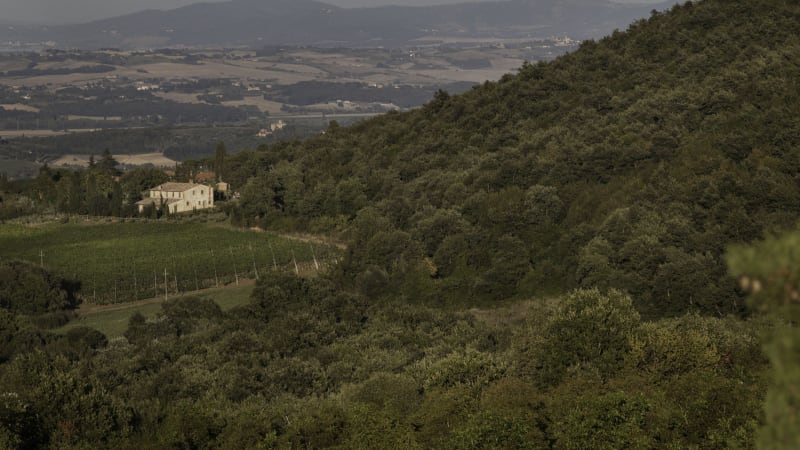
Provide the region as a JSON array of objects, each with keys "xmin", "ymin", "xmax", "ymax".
[{"xmin": 57, "ymin": 283, "xmax": 255, "ymax": 338}]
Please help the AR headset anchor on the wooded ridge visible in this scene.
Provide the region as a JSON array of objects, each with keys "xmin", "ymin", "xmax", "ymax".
[{"xmin": 222, "ymin": 0, "xmax": 800, "ymax": 318}]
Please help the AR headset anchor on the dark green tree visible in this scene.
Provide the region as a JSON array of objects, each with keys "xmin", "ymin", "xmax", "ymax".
[
  {"xmin": 531, "ymin": 289, "xmax": 641, "ymax": 386},
  {"xmin": 728, "ymin": 232, "xmax": 800, "ymax": 449},
  {"xmin": 98, "ymin": 149, "xmax": 119, "ymax": 176},
  {"xmin": 110, "ymin": 182, "xmax": 123, "ymax": 217},
  {"xmin": 215, "ymin": 141, "xmax": 227, "ymax": 182},
  {"xmin": 0, "ymin": 260, "xmax": 79, "ymax": 315},
  {"xmin": 68, "ymin": 171, "xmax": 84, "ymax": 214}
]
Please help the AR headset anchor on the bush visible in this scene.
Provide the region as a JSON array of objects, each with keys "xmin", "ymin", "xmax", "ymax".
[
  {"xmin": 532, "ymin": 289, "xmax": 641, "ymax": 386},
  {"xmin": 0, "ymin": 260, "xmax": 79, "ymax": 315}
]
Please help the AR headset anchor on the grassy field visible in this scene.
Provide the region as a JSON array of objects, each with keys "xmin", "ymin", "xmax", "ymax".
[
  {"xmin": 0, "ymin": 222, "xmax": 340, "ymax": 305},
  {"xmin": 57, "ymin": 283, "xmax": 256, "ymax": 338}
]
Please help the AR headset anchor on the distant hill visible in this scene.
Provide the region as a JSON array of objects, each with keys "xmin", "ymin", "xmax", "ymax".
[{"xmin": 0, "ymin": 0, "xmax": 675, "ymax": 48}]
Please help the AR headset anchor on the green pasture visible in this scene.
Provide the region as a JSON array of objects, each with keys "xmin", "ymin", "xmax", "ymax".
[
  {"xmin": 58, "ymin": 283, "xmax": 255, "ymax": 338},
  {"xmin": 0, "ymin": 222, "xmax": 340, "ymax": 305}
]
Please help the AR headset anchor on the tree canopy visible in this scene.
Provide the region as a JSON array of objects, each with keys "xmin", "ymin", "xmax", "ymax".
[{"xmin": 218, "ymin": 0, "xmax": 800, "ymax": 317}]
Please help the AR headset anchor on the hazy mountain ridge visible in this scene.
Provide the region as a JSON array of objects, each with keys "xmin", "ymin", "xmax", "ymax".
[{"xmin": 0, "ymin": 0, "xmax": 674, "ymax": 48}]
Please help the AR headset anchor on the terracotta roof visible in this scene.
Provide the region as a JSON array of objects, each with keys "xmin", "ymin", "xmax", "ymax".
[{"xmin": 195, "ymin": 172, "xmax": 215, "ymax": 183}]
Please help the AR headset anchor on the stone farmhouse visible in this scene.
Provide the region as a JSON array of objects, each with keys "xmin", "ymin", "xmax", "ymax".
[{"xmin": 136, "ymin": 182, "xmax": 214, "ymax": 214}]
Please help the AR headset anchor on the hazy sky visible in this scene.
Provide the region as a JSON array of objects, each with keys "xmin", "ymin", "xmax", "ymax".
[{"xmin": 2, "ymin": 0, "xmax": 668, "ymax": 25}]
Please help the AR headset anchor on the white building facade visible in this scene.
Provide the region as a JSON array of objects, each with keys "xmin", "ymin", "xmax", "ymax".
[{"xmin": 136, "ymin": 182, "xmax": 214, "ymax": 214}]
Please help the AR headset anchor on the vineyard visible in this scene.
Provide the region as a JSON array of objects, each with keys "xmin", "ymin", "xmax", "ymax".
[{"xmin": 0, "ymin": 222, "xmax": 341, "ymax": 304}]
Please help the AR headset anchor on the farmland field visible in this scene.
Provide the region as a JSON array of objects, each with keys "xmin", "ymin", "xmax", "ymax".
[
  {"xmin": 0, "ymin": 222, "xmax": 341, "ymax": 305},
  {"xmin": 0, "ymin": 128, "xmax": 100, "ymax": 138},
  {"xmin": 51, "ymin": 152, "xmax": 177, "ymax": 168}
]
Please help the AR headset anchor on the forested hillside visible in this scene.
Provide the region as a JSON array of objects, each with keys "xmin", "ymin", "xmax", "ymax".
[
  {"xmin": 224, "ymin": 0, "xmax": 800, "ymax": 318},
  {"xmin": 3, "ymin": 0, "xmax": 800, "ymax": 447}
]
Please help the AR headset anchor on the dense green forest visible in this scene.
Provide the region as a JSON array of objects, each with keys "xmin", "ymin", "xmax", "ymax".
[
  {"xmin": 0, "ymin": 270, "xmax": 774, "ymax": 448},
  {"xmin": 2, "ymin": 0, "xmax": 800, "ymax": 447},
  {"xmin": 220, "ymin": 0, "xmax": 800, "ymax": 318}
]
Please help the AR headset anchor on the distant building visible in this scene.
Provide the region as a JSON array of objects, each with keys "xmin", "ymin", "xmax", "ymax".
[
  {"xmin": 270, "ymin": 120, "xmax": 286, "ymax": 132},
  {"xmin": 258, "ymin": 120, "xmax": 287, "ymax": 137},
  {"xmin": 215, "ymin": 181, "xmax": 232, "ymax": 200},
  {"xmin": 136, "ymin": 182, "xmax": 214, "ymax": 214},
  {"xmin": 134, "ymin": 82, "xmax": 160, "ymax": 91}
]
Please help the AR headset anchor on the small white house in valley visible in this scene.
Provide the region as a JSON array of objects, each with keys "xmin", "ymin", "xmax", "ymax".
[{"xmin": 136, "ymin": 182, "xmax": 214, "ymax": 214}]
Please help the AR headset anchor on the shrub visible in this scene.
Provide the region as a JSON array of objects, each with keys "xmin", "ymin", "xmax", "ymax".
[{"xmin": 0, "ymin": 260, "xmax": 79, "ymax": 315}]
